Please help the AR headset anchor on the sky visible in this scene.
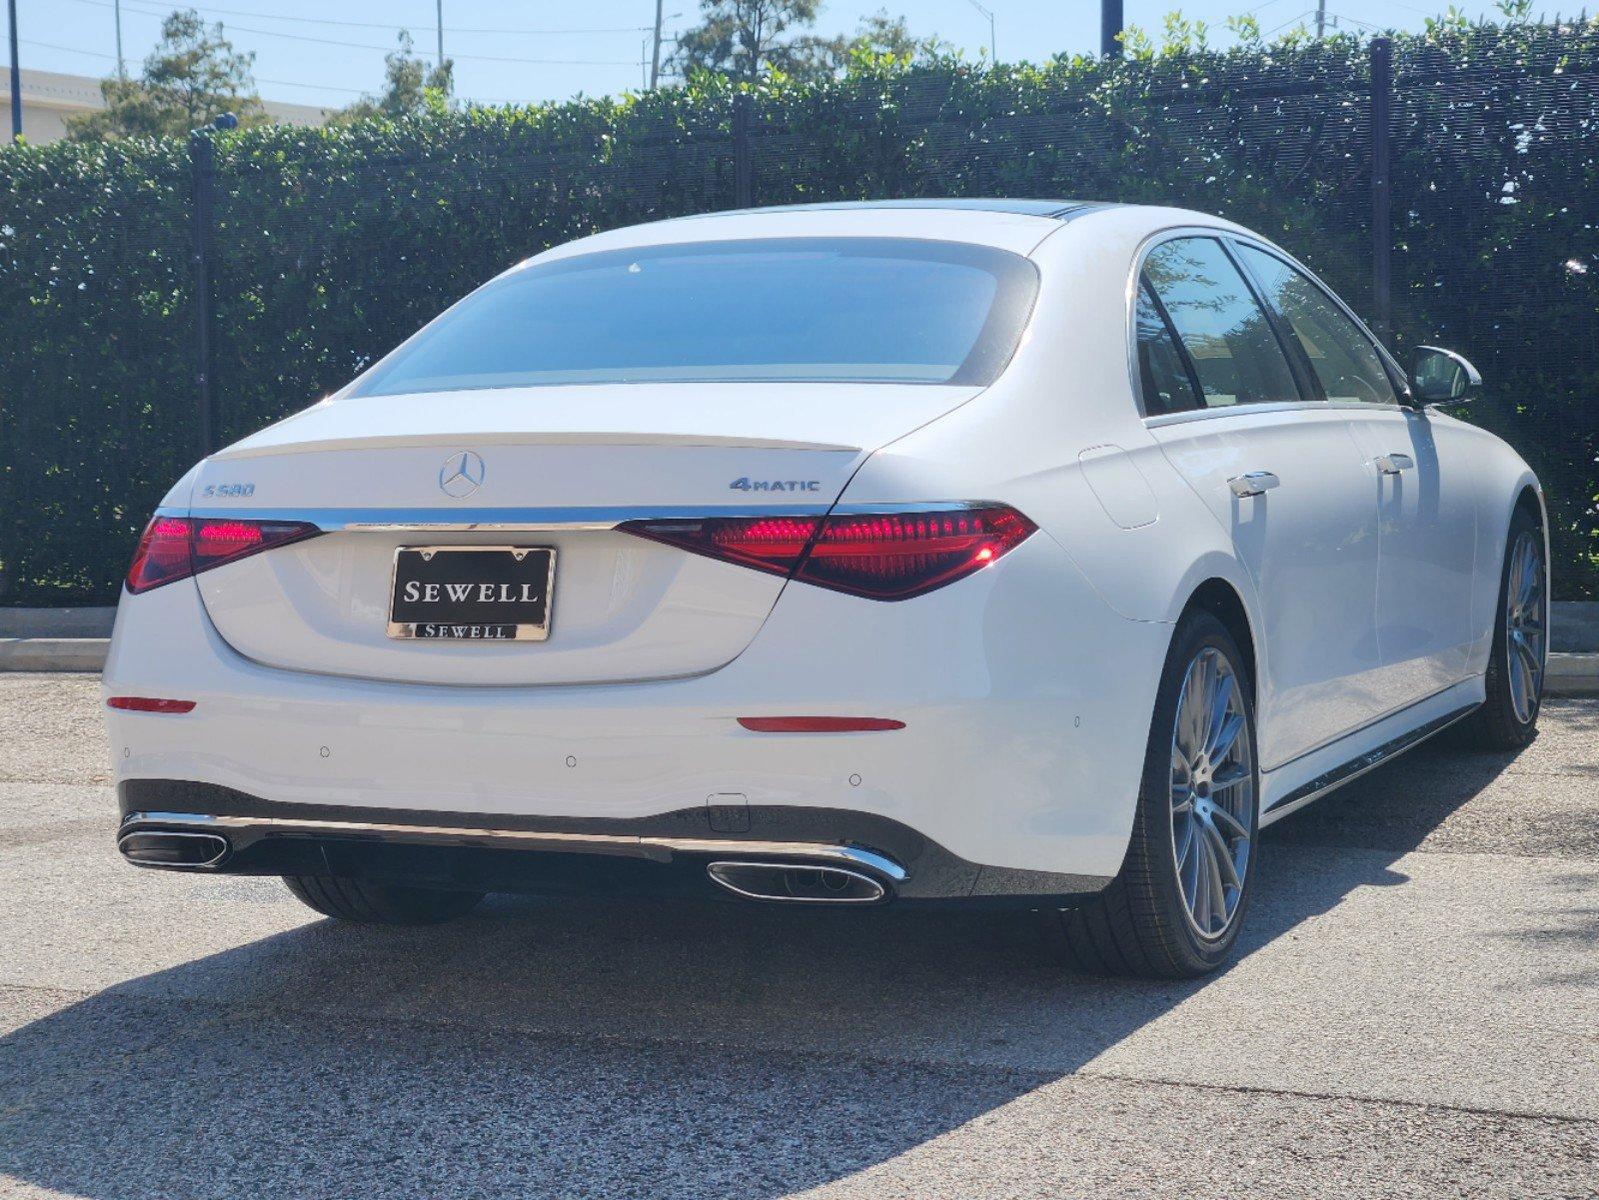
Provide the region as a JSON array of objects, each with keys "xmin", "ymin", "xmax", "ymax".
[{"xmin": 18, "ymin": 0, "xmax": 1522, "ymax": 112}]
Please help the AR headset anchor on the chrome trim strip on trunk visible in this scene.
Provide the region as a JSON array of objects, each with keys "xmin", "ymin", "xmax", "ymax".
[
  {"xmin": 162, "ymin": 504, "xmax": 836, "ymax": 533},
  {"xmin": 118, "ymin": 810, "xmax": 909, "ymax": 882}
]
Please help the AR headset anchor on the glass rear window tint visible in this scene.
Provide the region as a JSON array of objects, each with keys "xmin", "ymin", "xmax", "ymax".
[{"xmin": 352, "ymin": 238, "xmax": 1040, "ymax": 395}]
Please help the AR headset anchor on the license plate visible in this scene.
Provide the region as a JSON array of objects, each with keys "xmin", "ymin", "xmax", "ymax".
[{"xmin": 387, "ymin": 546, "xmax": 555, "ymax": 641}]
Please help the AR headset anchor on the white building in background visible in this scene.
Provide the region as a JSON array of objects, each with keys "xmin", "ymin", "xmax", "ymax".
[{"xmin": 0, "ymin": 68, "xmax": 331, "ymax": 143}]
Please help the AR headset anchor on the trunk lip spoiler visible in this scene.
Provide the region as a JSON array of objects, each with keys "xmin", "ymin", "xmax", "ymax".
[{"xmin": 161, "ymin": 501, "xmax": 987, "ymax": 534}]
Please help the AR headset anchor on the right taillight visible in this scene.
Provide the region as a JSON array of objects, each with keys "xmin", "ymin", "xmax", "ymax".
[
  {"xmin": 620, "ymin": 504, "xmax": 1035, "ymax": 601},
  {"xmin": 126, "ymin": 515, "xmax": 320, "ymax": 594}
]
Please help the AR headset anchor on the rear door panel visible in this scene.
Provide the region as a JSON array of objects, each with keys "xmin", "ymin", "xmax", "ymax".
[{"xmin": 1150, "ymin": 408, "xmax": 1384, "ymax": 770}]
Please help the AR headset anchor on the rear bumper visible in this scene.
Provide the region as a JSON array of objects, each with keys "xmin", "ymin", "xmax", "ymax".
[
  {"xmin": 115, "ymin": 782, "xmax": 1112, "ymax": 903},
  {"xmin": 103, "ymin": 530, "xmax": 1171, "ymax": 885}
]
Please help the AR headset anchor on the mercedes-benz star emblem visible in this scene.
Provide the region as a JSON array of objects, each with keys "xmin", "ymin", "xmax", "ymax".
[{"xmin": 438, "ymin": 450, "xmax": 486, "ymax": 499}]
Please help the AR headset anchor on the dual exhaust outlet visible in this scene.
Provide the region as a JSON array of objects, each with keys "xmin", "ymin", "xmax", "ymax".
[
  {"xmin": 117, "ymin": 828, "xmax": 893, "ymax": 904},
  {"xmin": 705, "ymin": 860, "xmax": 889, "ymax": 903}
]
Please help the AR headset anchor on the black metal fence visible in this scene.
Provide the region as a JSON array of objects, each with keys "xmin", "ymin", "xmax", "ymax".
[{"xmin": 1, "ymin": 24, "xmax": 1595, "ymax": 604}]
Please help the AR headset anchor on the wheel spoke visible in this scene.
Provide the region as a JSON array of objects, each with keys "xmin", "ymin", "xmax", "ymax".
[
  {"xmin": 1204, "ymin": 830, "xmax": 1228, "ymax": 920},
  {"xmin": 1204, "ymin": 820, "xmax": 1241, "ymax": 890},
  {"xmin": 1175, "ymin": 813, "xmax": 1196, "ymax": 870},
  {"xmin": 1209, "ymin": 712, "xmax": 1245, "ymax": 763},
  {"xmin": 1204, "ymin": 672, "xmax": 1236, "ymax": 755},
  {"xmin": 1192, "ymin": 835, "xmax": 1212, "ymax": 931},
  {"xmin": 1210, "ymin": 804, "xmax": 1250, "ymax": 842},
  {"xmin": 1182, "ymin": 661, "xmax": 1209, "ymax": 754},
  {"xmin": 1211, "ymin": 762, "xmax": 1250, "ymax": 791}
]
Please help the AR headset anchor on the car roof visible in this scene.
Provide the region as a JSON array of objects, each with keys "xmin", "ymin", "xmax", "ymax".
[
  {"xmin": 711, "ymin": 198, "xmax": 1112, "ymax": 220},
  {"xmin": 533, "ymin": 200, "xmax": 1126, "ymax": 263},
  {"xmin": 524, "ymin": 200, "xmax": 1253, "ymax": 268}
]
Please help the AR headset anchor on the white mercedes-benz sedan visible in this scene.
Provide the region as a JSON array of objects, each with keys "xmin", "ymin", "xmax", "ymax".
[{"xmin": 104, "ymin": 199, "xmax": 1548, "ymax": 977}]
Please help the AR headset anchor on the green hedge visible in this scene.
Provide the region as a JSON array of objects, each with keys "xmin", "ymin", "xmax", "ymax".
[{"xmin": 1, "ymin": 22, "xmax": 1595, "ymax": 603}]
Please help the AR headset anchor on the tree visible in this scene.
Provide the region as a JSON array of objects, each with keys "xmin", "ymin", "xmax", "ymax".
[
  {"xmin": 669, "ymin": 1, "xmax": 944, "ymax": 83},
  {"xmin": 670, "ymin": 0, "xmax": 826, "ymax": 82},
  {"xmin": 336, "ymin": 31, "xmax": 455, "ymax": 123},
  {"xmin": 67, "ymin": 9, "xmax": 264, "ymax": 141},
  {"xmin": 848, "ymin": 9, "xmax": 953, "ymax": 63}
]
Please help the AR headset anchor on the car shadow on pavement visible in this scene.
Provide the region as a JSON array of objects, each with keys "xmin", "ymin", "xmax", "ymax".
[{"xmin": 0, "ymin": 738, "xmax": 1541, "ymax": 1199}]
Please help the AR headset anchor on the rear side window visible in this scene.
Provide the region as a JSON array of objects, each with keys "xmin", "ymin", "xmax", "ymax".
[
  {"xmin": 1236, "ymin": 245, "xmax": 1399, "ymax": 405},
  {"xmin": 1135, "ymin": 283, "xmax": 1201, "ymax": 414},
  {"xmin": 1142, "ymin": 238, "xmax": 1301, "ymax": 408}
]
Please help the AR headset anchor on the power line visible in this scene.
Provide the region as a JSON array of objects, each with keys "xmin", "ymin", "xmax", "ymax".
[
  {"xmin": 61, "ymin": 4, "xmax": 639, "ymax": 67},
  {"xmin": 65, "ymin": 0, "xmax": 650, "ymax": 38},
  {"xmin": 18, "ymin": 37, "xmax": 529, "ymax": 104}
]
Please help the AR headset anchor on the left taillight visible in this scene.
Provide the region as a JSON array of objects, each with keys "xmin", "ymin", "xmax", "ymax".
[
  {"xmin": 125, "ymin": 515, "xmax": 320, "ymax": 594},
  {"xmin": 619, "ymin": 504, "xmax": 1037, "ymax": 601}
]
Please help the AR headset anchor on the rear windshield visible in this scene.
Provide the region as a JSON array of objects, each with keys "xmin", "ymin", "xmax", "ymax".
[{"xmin": 350, "ymin": 238, "xmax": 1039, "ymax": 394}]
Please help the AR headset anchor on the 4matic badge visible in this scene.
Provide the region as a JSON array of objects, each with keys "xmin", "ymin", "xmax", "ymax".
[{"xmin": 728, "ymin": 477, "xmax": 822, "ymax": 493}]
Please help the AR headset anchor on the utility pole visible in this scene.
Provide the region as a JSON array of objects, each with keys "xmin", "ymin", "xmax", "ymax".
[
  {"xmin": 435, "ymin": 0, "xmax": 444, "ymax": 68},
  {"xmin": 1370, "ymin": 37, "xmax": 1393, "ymax": 342},
  {"xmin": 188, "ymin": 112, "xmax": 237, "ymax": 456},
  {"xmin": 1315, "ymin": 0, "xmax": 1326, "ymax": 39},
  {"xmin": 1101, "ymin": 0, "xmax": 1124, "ymax": 58},
  {"xmin": 966, "ymin": 0, "xmax": 996, "ymax": 61},
  {"xmin": 7, "ymin": 0, "xmax": 20, "ymax": 142},
  {"xmin": 115, "ymin": 0, "xmax": 126, "ymax": 80},
  {"xmin": 650, "ymin": 0, "xmax": 664, "ymax": 88}
]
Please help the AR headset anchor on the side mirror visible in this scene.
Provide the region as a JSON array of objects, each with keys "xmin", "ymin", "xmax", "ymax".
[{"xmin": 1409, "ymin": 345, "xmax": 1482, "ymax": 407}]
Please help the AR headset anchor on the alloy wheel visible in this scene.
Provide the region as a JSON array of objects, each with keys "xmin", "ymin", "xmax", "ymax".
[
  {"xmin": 1505, "ymin": 529, "xmax": 1547, "ymax": 725},
  {"xmin": 1169, "ymin": 646, "xmax": 1255, "ymax": 940}
]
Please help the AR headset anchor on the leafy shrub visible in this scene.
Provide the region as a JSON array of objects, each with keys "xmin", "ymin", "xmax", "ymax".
[{"xmin": 1, "ymin": 21, "xmax": 1594, "ymax": 603}]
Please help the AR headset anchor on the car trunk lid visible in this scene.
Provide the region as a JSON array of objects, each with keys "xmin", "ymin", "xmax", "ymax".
[{"xmin": 188, "ymin": 383, "xmax": 979, "ymax": 685}]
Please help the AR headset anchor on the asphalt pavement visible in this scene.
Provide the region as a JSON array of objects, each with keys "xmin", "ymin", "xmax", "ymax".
[{"xmin": 2, "ymin": 674, "xmax": 1596, "ymax": 1199}]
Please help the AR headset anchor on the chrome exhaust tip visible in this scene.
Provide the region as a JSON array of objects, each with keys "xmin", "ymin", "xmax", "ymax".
[
  {"xmin": 706, "ymin": 860, "xmax": 889, "ymax": 903},
  {"xmin": 117, "ymin": 829, "xmax": 231, "ymax": 870}
]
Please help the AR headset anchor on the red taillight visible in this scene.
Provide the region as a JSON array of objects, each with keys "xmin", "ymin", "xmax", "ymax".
[
  {"xmin": 106, "ymin": 696, "xmax": 197, "ymax": 713},
  {"xmin": 620, "ymin": 505, "xmax": 1035, "ymax": 601},
  {"xmin": 622, "ymin": 515, "xmax": 821, "ymax": 580},
  {"xmin": 126, "ymin": 515, "xmax": 320, "ymax": 594}
]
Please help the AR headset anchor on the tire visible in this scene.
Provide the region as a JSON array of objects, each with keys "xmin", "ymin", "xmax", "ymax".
[
  {"xmin": 1456, "ymin": 508, "xmax": 1547, "ymax": 751},
  {"xmin": 1050, "ymin": 611, "xmax": 1261, "ymax": 978},
  {"xmin": 282, "ymin": 875, "xmax": 485, "ymax": 925}
]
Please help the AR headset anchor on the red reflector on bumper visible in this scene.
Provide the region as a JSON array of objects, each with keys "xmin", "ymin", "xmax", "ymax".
[
  {"xmin": 737, "ymin": 716, "xmax": 905, "ymax": 733},
  {"xmin": 107, "ymin": 697, "xmax": 197, "ymax": 714}
]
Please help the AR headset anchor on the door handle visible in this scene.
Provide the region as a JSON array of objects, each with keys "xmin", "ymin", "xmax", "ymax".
[
  {"xmin": 1228, "ymin": 470, "xmax": 1281, "ymax": 498},
  {"xmin": 1375, "ymin": 452, "xmax": 1415, "ymax": 475}
]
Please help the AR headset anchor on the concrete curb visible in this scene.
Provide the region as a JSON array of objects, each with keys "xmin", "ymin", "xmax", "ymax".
[
  {"xmin": 1547, "ymin": 652, "xmax": 1599, "ymax": 697},
  {"xmin": 0, "ymin": 638, "xmax": 109, "ymax": 673},
  {"xmin": 0, "ymin": 606, "xmax": 117, "ymax": 638}
]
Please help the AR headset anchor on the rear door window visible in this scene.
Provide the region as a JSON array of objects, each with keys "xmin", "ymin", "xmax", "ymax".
[
  {"xmin": 1134, "ymin": 282, "xmax": 1202, "ymax": 415},
  {"xmin": 1141, "ymin": 237, "xmax": 1303, "ymax": 408}
]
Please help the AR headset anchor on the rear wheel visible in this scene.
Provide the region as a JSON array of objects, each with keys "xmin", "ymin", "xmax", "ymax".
[
  {"xmin": 1457, "ymin": 509, "xmax": 1546, "ymax": 751},
  {"xmin": 1051, "ymin": 611, "xmax": 1259, "ymax": 978},
  {"xmin": 282, "ymin": 875, "xmax": 485, "ymax": 925}
]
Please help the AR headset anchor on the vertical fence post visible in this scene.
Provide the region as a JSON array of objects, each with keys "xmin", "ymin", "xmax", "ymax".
[
  {"xmin": 732, "ymin": 91, "xmax": 754, "ymax": 208},
  {"xmin": 188, "ymin": 128, "xmax": 217, "ymax": 457},
  {"xmin": 1370, "ymin": 36, "xmax": 1393, "ymax": 344}
]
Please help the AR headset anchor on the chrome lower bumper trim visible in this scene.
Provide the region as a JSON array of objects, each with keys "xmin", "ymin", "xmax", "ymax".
[{"xmin": 119, "ymin": 810, "xmax": 908, "ymax": 883}]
